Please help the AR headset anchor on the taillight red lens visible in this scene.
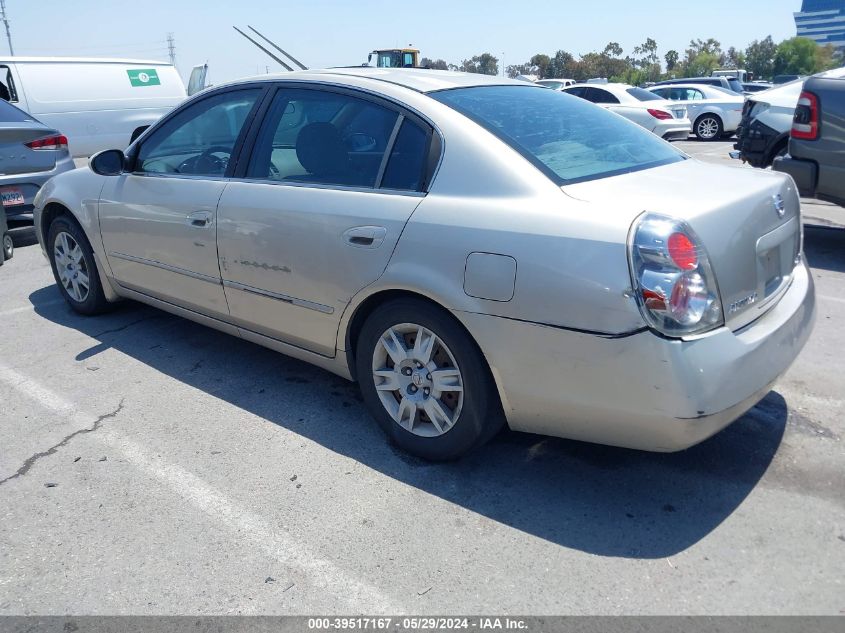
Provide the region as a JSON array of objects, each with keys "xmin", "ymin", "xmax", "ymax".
[
  {"xmin": 647, "ymin": 108, "xmax": 672, "ymax": 120},
  {"xmin": 791, "ymin": 91, "xmax": 819, "ymax": 140},
  {"xmin": 25, "ymin": 134, "xmax": 68, "ymax": 150},
  {"xmin": 668, "ymin": 232, "xmax": 698, "ymax": 270}
]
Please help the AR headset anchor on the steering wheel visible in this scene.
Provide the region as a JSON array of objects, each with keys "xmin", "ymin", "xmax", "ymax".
[{"xmin": 177, "ymin": 145, "xmax": 232, "ymax": 175}]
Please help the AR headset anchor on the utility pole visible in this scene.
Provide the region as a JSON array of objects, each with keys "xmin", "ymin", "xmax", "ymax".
[
  {"xmin": 0, "ymin": 0, "xmax": 14, "ymax": 56},
  {"xmin": 167, "ymin": 32, "xmax": 176, "ymax": 66}
]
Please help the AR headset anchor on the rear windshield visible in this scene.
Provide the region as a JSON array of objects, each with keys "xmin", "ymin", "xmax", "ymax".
[
  {"xmin": 626, "ymin": 87, "xmax": 664, "ymax": 101},
  {"xmin": 431, "ymin": 85, "xmax": 684, "ymax": 185},
  {"xmin": 0, "ymin": 99, "xmax": 37, "ymax": 123}
]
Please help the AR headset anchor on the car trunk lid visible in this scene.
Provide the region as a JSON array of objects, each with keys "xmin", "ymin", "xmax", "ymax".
[
  {"xmin": 562, "ymin": 159, "xmax": 801, "ymax": 330},
  {"xmin": 0, "ymin": 123, "xmax": 60, "ymax": 175}
]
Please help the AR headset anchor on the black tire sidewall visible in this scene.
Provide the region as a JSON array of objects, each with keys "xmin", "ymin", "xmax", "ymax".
[
  {"xmin": 47, "ymin": 217, "xmax": 108, "ymax": 315},
  {"xmin": 355, "ymin": 299, "xmax": 501, "ymax": 461},
  {"xmin": 1, "ymin": 233, "xmax": 10, "ymax": 261},
  {"xmin": 695, "ymin": 114, "xmax": 723, "ymax": 141}
]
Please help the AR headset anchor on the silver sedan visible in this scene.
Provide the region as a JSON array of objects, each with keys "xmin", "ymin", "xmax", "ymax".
[{"xmin": 33, "ymin": 69, "xmax": 814, "ymax": 460}]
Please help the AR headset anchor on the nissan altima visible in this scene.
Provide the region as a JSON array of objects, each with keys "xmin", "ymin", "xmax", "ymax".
[{"xmin": 33, "ymin": 69, "xmax": 815, "ymax": 461}]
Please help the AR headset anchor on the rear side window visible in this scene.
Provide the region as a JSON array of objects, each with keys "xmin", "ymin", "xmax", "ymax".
[
  {"xmin": 585, "ymin": 88, "xmax": 619, "ymax": 104},
  {"xmin": 563, "ymin": 86, "xmax": 587, "ymax": 98},
  {"xmin": 246, "ymin": 88, "xmax": 399, "ymax": 188},
  {"xmin": 432, "ymin": 85, "xmax": 684, "ymax": 185},
  {"xmin": 381, "ymin": 119, "xmax": 430, "ymax": 191},
  {"xmin": 626, "ymin": 87, "xmax": 663, "ymax": 102},
  {"xmin": 0, "ymin": 99, "xmax": 36, "ymax": 122}
]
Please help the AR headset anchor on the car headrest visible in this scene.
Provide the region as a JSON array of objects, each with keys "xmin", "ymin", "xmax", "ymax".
[{"xmin": 296, "ymin": 122, "xmax": 348, "ymax": 178}]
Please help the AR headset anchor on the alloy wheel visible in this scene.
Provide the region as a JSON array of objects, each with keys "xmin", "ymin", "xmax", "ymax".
[
  {"xmin": 2, "ymin": 234, "xmax": 11, "ymax": 259},
  {"xmin": 53, "ymin": 231, "xmax": 90, "ymax": 302},
  {"xmin": 697, "ymin": 117, "xmax": 719, "ymax": 139},
  {"xmin": 371, "ymin": 323, "xmax": 464, "ymax": 437}
]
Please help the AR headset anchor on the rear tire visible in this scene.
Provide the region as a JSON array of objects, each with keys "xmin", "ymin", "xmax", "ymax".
[
  {"xmin": 355, "ymin": 298, "xmax": 504, "ymax": 461},
  {"xmin": 694, "ymin": 114, "xmax": 723, "ymax": 141},
  {"xmin": 47, "ymin": 216, "xmax": 112, "ymax": 315},
  {"xmin": 2, "ymin": 232, "xmax": 11, "ymax": 261}
]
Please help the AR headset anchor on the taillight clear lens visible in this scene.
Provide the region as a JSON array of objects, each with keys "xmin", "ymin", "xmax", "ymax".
[
  {"xmin": 25, "ymin": 134, "xmax": 68, "ymax": 150},
  {"xmin": 628, "ymin": 213, "xmax": 724, "ymax": 337},
  {"xmin": 791, "ymin": 91, "xmax": 818, "ymax": 140}
]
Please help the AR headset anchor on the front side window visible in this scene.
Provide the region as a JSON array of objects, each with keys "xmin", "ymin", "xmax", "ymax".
[
  {"xmin": 432, "ymin": 85, "xmax": 684, "ymax": 185},
  {"xmin": 247, "ymin": 88, "xmax": 399, "ymax": 188},
  {"xmin": 136, "ymin": 88, "xmax": 261, "ymax": 176}
]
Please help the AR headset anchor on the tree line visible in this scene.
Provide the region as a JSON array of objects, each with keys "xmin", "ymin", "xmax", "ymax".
[{"xmin": 421, "ymin": 35, "xmax": 842, "ymax": 83}]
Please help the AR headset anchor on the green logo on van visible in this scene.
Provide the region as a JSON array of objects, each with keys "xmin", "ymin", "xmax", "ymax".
[{"xmin": 127, "ymin": 68, "xmax": 161, "ymax": 87}]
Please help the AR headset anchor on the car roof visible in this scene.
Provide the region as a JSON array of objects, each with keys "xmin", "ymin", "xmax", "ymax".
[
  {"xmin": 229, "ymin": 68, "xmax": 528, "ymax": 94},
  {"xmin": 0, "ymin": 56, "xmax": 173, "ymax": 65}
]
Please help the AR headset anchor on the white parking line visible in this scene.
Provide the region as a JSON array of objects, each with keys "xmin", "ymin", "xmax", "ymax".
[
  {"xmin": 0, "ymin": 299, "xmax": 65, "ymax": 317},
  {"xmin": 0, "ymin": 362, "xmax": 402, "ymax": 612},
  {"xmin": 819, "ymin": 294, "xmax": 845, "ymax": 304}
]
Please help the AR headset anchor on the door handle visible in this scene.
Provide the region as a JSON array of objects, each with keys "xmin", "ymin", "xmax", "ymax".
[
  {"xmin": 186, "ymin": 210, "xmax": 213, "ymax": 228},
  {"xmin": 343, "ymin": 226, "xmax": 387, "ymax": 249}
]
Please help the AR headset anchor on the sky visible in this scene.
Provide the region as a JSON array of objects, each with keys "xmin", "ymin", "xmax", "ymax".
[{"xmin": 4, "ymin": 0, "xmax": 804, "ymax": 84}]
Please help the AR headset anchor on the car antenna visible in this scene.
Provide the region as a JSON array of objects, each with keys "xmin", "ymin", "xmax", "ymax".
[
  {"xmin": 232, "ymin": 26, "xmax": 294, "ymax": 72},
  {"xmin": 247, "ymin": 25, "xmax": 309, "ymax": 70}
]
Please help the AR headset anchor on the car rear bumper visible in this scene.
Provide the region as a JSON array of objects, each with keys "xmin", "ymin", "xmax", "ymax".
[
  {"xmin": 654, "ymin": 119, "xmax": 691, "ymax": 141},
  {"xmin": 455, "ymin": 261, "xmax": 814, "ymax": 452},
  {"xmin": 0, "ymin": 155, "xmax": 75, "ymax": 223},
  {"xmin": 773, "ymin": 155, "xmax": 817, "ymax": 198}
]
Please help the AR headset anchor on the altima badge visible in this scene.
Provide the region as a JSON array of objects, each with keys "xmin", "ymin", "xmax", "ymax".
[{"xmin": 773, "ymin": 194, "xmax": 786, "ymax": 218}]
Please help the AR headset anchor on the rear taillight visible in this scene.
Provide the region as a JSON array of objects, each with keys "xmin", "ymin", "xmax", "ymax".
[
  {"xmin": 25, "ymin": 134, "xmax": 68, "ymax": 150},
  {"xmin": 792, "ymin": 91, "xmax": 819, "ymax": 140},
  {"xmin": 647, "ymin": 108, "xmax": 672, "ymax": 120},
  {"xmin": 628, "ymin": 213, "xmax": 723, "ymax": 337}
]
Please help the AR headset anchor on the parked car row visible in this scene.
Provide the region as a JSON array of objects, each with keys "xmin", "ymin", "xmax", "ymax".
[
  {"xmin": 558, "ymin": 82, "xmax": 691, "ymax": 140},
  {"xmin": 647, "ymin": 83, "xmax": 744, "ymax": 141},
  {"xmin": 733, "ymin": 66, "xmax": 845, "ymax": 169},
  {"xmin": 31, "ymin": 68, "xmax": 814, "ymax": 461},
  {"xmin": 773, "ymin": 70, "xmax": 845, "ymax": 208}
]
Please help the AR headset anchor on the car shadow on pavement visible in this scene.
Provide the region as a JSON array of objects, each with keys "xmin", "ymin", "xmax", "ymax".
[
  {"xmin": 29, "ymin": 284, "xmax": 789, "ymax": 560},
  {"xmin": 803, "ymin": 224, "xmax": 845, "ymax": 274}
]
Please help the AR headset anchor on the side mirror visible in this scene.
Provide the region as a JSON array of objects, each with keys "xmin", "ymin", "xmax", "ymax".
[{"xmin": 89, "ymin": 149, "xmax": 125, "ymax": 176}]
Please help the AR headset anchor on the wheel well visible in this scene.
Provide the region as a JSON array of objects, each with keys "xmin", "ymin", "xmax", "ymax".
[
  {"xmin": 40, "ymin": 202, "xmax": 74, "ymax": 243},
  {"xmin": 695, "ymin": 112, "xmax": 722, "ymax": 125},
  {"xmin": 346, "ymin": 289, "xmax": 483, "ymax": 381},
  {"xmin": 767, "ymin": 135, "xmax": 789, "ymax": 164}
]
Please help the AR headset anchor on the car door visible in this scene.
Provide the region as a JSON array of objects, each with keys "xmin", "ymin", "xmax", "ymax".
[
  {"xmin": 216, "ymin": 85, "xmax": 434, "ymax": 357},
  {"xmin": 98, "ymin": 87, "xmax": 264, "ymax": 319},
  {"xmin": 680, "ymin": 87, "xmax": 705, "ymax": 121}
]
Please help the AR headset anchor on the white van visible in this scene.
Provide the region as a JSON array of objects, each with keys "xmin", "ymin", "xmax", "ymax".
[{"xmin": 0, "ymin": 57, "xmax": 187, "ymax": 157}]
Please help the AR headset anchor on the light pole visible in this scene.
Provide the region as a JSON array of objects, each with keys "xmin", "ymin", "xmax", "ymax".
[
  {"xmin": 0, "ymin": 0, "xmax": 14, "ymax": 56},
  {"xmin": 501, "ymin": 51, "xmax": 505, "ymax": 77}
]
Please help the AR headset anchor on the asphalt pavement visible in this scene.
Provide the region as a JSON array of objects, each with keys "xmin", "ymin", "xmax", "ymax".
[{"xmin": 1, "ymin": 140, "xmax": 843, "ymax": 615}]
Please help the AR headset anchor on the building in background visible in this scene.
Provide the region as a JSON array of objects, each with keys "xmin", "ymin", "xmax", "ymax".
[{"xmin": 794, "ymin": 0, "xmax": 845, "ymax": 52}]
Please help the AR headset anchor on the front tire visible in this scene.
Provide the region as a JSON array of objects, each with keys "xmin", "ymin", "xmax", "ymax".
[
  {"xmin": 356, "ymin": 298, "xmax": 504, "ymax": 461},
  {"xmin": 47, "ymin": 216, "xmax": 111, "ymax": 315},
  {"xmin": 694, "ymin": 114, "xmax": 723, "ymax": 141}
]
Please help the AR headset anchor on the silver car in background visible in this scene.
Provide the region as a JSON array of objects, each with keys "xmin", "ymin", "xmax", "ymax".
[
  {"xmin": 34, "ymin": 69, "xmax": 813, "ymax": 461},
  {"xmin": 648, "ymin": 83, "xmax": 745, "ymax": 140},
  {"xmin": 0, "ymin": 99, "xmax": 74, "ymax": 225},
  {"xmin": 562, "ymin": 82, "xmax": 691, "ymax": 140}
]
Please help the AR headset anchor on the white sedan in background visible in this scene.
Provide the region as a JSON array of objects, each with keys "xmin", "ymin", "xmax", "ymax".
[
  {"xmin": 648, "ymin": 83, "xmax": 745, "ymax": 141},
  {"xmin": 562, "ymin": 83, "xmax": 691, "ymax": 140}
]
